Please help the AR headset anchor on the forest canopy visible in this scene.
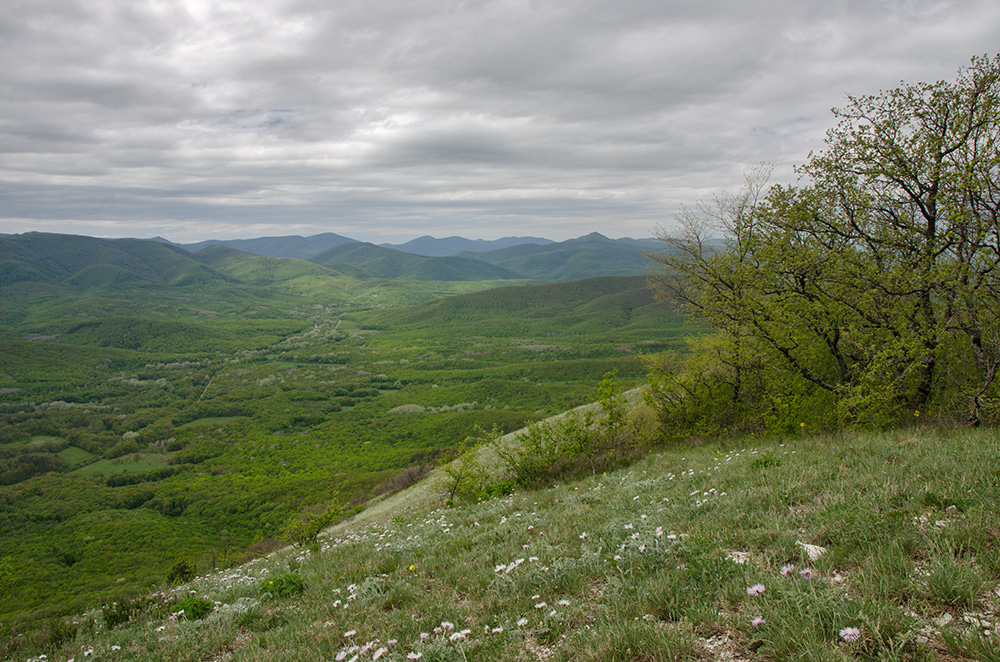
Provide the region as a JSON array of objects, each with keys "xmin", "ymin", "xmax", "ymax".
[{"xmin": 649, "ymin": 54, "xmax": 1000, "ymax": 431}]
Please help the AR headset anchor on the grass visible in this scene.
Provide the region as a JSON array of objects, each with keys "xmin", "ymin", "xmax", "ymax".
[
  {"xmin": 56, "ymin": 446, "xmax": 97, "ymax": 467},
  {"xmin": 8, "ymin": 425, "xmax": 1000, "ymax": 661}
]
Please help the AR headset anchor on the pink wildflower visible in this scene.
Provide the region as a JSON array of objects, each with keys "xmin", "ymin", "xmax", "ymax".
[
  {"xmin": 746, "ymin": 583, "xmax": 766, "ymax": 596},
  {"xmin": 839, "ymin": 626, "xmax": 861, "ymax": 642}
]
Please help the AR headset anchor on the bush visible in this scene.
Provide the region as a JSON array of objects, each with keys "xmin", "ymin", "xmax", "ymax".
[
  {"xmin": 173, "ymin": 597, "xmax": 214, "ymax": 620},
  {"xmin": 436, "ymin": 371, "xmax": 652, "ymax": 502},
  {"xmin": 372, "ymin": 464, "xmax": 433, "ymax": 497},
  {"xmin": 492, "ymin": 370, "xmax": 647, "ymax": 487},
  {"xmin": 102, "ymin": 594, "xmax": 148, "ymax": 629},
  {"xmin": 643, "ymin": 336, "xmax": 839, "ymax": 440},
  {"xmin": 262, "ymin": 573, "xmax": 306, "ymax": 598},
  {"xmin": 281, "ymin": 501, "xmax": 342, "ymax": 547},
  {"xmin": 167, "ymin": 560, "xmax": 197, "ymax": 584}
]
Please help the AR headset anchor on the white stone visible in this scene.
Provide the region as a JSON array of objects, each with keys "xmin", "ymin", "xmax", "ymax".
[
  {"xmin": 933, "ymin": 613, "xmax": 954, "ymax": 628},
  {"xmin": 796, "ymin": 540, "xmax": 827, "ymax": 561}
]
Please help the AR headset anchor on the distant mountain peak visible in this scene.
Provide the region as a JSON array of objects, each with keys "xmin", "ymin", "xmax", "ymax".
[{"xmin": 383, "ymin": 235, "xmax": 553, "ymax": 257}]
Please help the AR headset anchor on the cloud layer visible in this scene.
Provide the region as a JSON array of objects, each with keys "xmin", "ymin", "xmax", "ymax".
[{"xmin": 1, "ymin": 0, "xmax": 998, "ymax": 241}]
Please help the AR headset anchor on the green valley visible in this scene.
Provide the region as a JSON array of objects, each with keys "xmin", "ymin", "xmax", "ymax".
[{"xmin": 0, "ymin": 232, "xmax": 694, "ymax": 636}]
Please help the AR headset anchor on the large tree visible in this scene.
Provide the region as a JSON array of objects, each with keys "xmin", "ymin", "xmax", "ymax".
[{"xmin": 650, "ymin": 55, "xmax": 1000, "ymax": 427}]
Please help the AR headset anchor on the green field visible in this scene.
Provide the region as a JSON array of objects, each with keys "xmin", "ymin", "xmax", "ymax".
[
  {"xmin": 69, "ymin": 454, "xmax": 168, "ymax": 477},
  {"xmin": 56, "ymin": 446, "xmax": 97, "ymax": 468}
]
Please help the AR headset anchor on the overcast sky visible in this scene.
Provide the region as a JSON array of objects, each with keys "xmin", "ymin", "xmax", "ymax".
[{"xmin": 1, "ymin": 0, "xmax": 997, "ymax": 243}]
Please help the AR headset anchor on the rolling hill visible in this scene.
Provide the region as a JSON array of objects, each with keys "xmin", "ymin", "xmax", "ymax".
[
  {"xmin": 169, "ymin": 232, "xmax": 358, "ymax": 260},
  {"xmin": 0, "ymin": 232, "xmax": 234, "ymax": 290},
  {"xmin": 354, "ymin": 275, "xmax": 685, "ymax": 343},
  {"xmin": 308, "ymin": 242, "xmax": 524, "ymax": 281},
  {"xmin": 466, "ymin": 232, "xmax": 662, "ymax": 281}
]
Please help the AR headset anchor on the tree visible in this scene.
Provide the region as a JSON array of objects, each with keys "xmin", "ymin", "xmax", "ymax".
[{"xmin": 650, "ymin": 55, "xmax": 1000, "ymax": 427}]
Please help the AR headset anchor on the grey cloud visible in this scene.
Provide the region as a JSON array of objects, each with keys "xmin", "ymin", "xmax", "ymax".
[{"xmin": 1, "ymin": 0, "xmax": 999, "ymax": 241}]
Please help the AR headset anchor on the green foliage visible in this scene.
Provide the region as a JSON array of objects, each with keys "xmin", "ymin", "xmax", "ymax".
[
  {"xmin": 167, "ymin": 560, "xmax": 197, "ymax": 584},
  {"xmin": 0, "ymin": 449, "xmax": 67, "ymax": 485},
  {"xmin": 173, "ymin": 596, "xmax": 215, "ymax": 620},
  {"xmin": 262, "ymin": 573, "xmax": 306, "ymax": 598},
  {"xmin": 943, "ymin": 627, "xmax": 1000, "ymax": 662},
  {"xmin": 923, "ymin": 553, "xmax": 985, "ymax": 609},
  {"xmin": 650, "ymin": 56, "xmax": 1000, "ymax": 431},
  {"xmin": 439, "ymin": 434, "xmax": 488, "ymax": 503},
  {"xmin": 102, "ymin": 593, "xmax": 152, "ymax": 629},
  {"xmin": 0, "ymin": 557, "xmax": 12, "ymax": 594},
  {"xmin": 281, "ymin": 501, "xmax": 343, "ymax": 547},
  {"xmin": 646, "ymin": 553, "xmax": 745, "ymax": 623},
  {"xmin": 489, "ymin": 370, "xmax": 651, "ymax": 488},
  {"xmin": 748, "ymin": 454, "xmax": 781, "ymax": 469}
]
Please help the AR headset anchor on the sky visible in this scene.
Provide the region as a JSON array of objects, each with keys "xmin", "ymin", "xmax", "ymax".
[{"xmin": 1, "ymin": 0, "xmax": 998, "ymax": 244}]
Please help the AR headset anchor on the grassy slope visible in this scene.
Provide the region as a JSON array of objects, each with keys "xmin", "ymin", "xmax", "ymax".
[{"xmin": 12, "ymin": 422, "xmax": 1000, "ymax": 662}]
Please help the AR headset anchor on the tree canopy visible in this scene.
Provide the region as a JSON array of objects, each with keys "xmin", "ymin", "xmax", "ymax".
[{"xmin": 650, "ymin": 54, "xmax": 1000, "ymax": 429}]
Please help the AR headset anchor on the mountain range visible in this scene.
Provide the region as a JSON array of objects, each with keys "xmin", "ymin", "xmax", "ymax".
[
  {"xmin": 2, "ymin": 231, "xmax": 668, "ymax": 286},
  {"xmin": 381, "ymin": 235, "xmax": 553, "ymax": 256}
]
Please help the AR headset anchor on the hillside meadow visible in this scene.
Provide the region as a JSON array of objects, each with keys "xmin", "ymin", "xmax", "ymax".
[{"xmin": 5, "ymin": 423, "xmax": 999, "ymax": 661}]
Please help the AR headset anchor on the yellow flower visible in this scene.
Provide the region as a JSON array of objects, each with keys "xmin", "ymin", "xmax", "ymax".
[
  {"xmin": 914, "ymin": 410, "xmax": 920, "ymax": 417},
  {"xmin": 408, "ymin": 565, "xmax": 416, "ymax": 572}
]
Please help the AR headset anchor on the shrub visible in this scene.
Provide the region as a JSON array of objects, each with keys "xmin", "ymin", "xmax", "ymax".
[
  {"xmin": 173, "ymin": 597, "xmax": 214, "ymax": 620},
  {"xmin": 371, "ymin": 464, "xmax": 433, "ymax": 497},
  {"xmin": 281, "ymin": 500, "xmax": 342, "ymax": 547},
  {"xmin": 490, "ymin": 369, "xmax": 648, "ymax": 487},
  {"xmin": 167, "ymin": 560, "xmax": 197, "ymax": 584},
  {"xmin": 262, "ymin": 573, "xmax": 306, "ymax": 598},
  {"xmin": 102, "ymin": 594, "xmax": 147, "ymax": 629}
]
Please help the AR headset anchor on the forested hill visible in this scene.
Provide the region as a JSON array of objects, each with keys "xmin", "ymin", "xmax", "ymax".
[
  {"xmin": 167, "ymin": 232, "xmax": 358, "ymax": 259},
  {"xmin": 2, "ymin": 232, "xmax": 668, "ymax": 286},
  {"xmin": 464, "ymin": 232, "xmax": 661, "ymax": 281},
  {"xmin": 0, "ymin": 232, "xmax": 234, "ymax": 290},
  {"xmin": 356, "ymin": 275, "xmax": 671, "ymax": 336},
  {"xmin": 308, "ymin": 242, "xmax": 524, "ymax": 281},
  {"xmin": 159, "ymin": 230, "xmax": 666, "ymax": 281}
]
